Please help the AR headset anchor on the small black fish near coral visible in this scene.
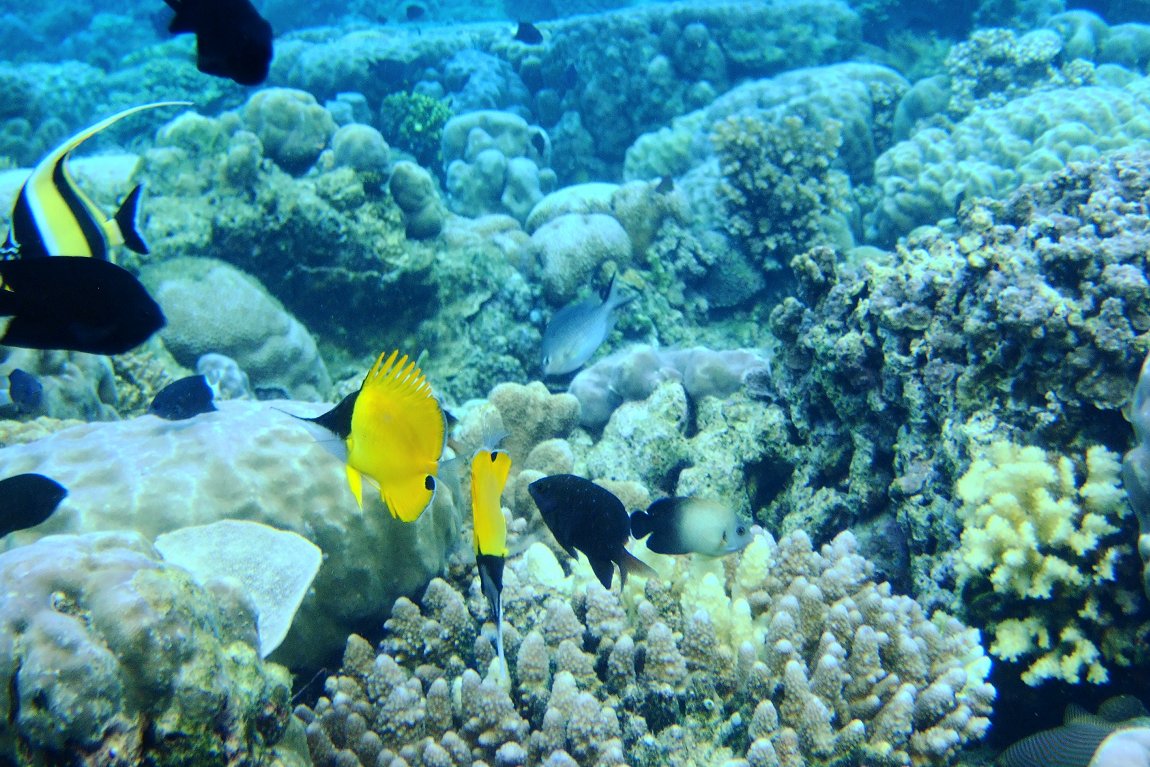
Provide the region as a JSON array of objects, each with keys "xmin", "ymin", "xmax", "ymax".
[
  {"xmin": 150, "ymin": 374, "xmax": 218, "ymax": 420},
  {"xmin": 164, "ymin": 0, "xmax": 274, "ymax": 86},
  {"xmin": 0, "ymin": 257, "xmax": 165, "ymax": 355},
  {"xmin": 0, "ymin": 473, "xmax": 67, "ymax": 538},
  {"xmin": 7, "ymin": 369, "xmax": 43, "ymax": 414},
  {"xmin": 514, "ymin": 21, "xmax": 544, "ymax": 44},
  {"xmin": 405, "ymin": 4, "xmax": 426, "ymax": 20},
  {"xmin": 528, "ymin": 474, "xmax": 656, "ymax": 589}
]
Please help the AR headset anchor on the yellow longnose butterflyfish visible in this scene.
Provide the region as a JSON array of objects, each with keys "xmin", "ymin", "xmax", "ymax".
[
  {"xmin": 4, "ymin": 101, "xmax": 191, "ymax": 260},
  {"xmin": 297, "ymin": 350, "xmax": 447, "ymax": 521},
  {"xmin": 470, "ymin": 440, "xmax": 512, "ymax": 678}
]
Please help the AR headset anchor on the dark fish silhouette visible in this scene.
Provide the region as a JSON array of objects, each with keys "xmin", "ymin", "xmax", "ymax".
[
  {"xmin": 528, "ymin": 474, "xmax": 656, "ymax": 589},
  {"xmin": 7, "ymin": 369, "xmax": 43, "ymax": 413},
  {"xmin": 0, "ymin": 257, "xmax": 165, "ymax": 355},
  {"xmin": 0, "ymin": 473, "xmax": 67, "ymax": 538},
  {"xmin": 164, "ymin": 0, "xmax": 274, "ymax": 86},
  {"xmin": 514, "ymin": 21, "xmax": 543, "ymax": 44},
  {"xmin": 405, "ymin": 4, "xmax": 425, "ymax": 20},
  {"xmin": 149, "ymin": 374, "xmax": 218, "ymax": 420}
]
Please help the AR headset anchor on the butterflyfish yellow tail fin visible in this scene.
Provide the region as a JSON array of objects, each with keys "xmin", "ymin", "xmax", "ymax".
[{"xmin": 346, "ymin": 465, "xmax": 365, "ymax": 509}]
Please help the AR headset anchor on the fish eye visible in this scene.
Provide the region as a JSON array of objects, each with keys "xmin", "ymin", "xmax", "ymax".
[
  {"xmin": 425, "ymin": 476, "xmax": 436, "ymax": 491},
  {"xmin": 737, "ymin": 525, "xmax": 747, "ymax": 536},
  {"xmin": 489, "ymin": 452, "xmax": 499, "ymax": 463}
]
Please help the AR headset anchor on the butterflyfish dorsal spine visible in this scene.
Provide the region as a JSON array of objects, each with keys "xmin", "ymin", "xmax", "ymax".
[{"xmin": 7, "ymin": 101, "xmax": 191, "ymax": 260}]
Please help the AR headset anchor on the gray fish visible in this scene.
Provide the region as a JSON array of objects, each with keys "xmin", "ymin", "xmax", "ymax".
[
  {"xmin": 630, "ymin": 497, "xmax": 753, "ymax": 557},
  {"xmin": 541, "ymin": 275, "xmax": 635, "ymax": 376}
]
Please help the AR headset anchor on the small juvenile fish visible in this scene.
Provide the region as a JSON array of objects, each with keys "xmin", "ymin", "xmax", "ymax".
[
  {"xmin": 630, "ymin": 497, "xmax": 752, "ymax": 557},
  {"xmin": 514, "ymin": 21, "xmax": 543, "ymax": 44},
  {"xmin": 7, "ymin": 369, "xmax": 43, "ymax": 413},
  {"xmin": 296, "ymin": 350, "xmax": 446, "ymax": 521},
  {"xmin": 528, "ymin": 474, "xmax": 656, "ymax": 590},
  {"xmin": 541, "ymin": 275, "xmax": 635, "ymax": 376},
  {"xmin": 149, "ymin": 374, "xmax": 218, "ymax": 420},
  {"xmin": 0, "ymin": 257, "xmax": 166, "ymax": 355},
  {"xmin": 0, "ymin": 473, "xmax": 67, "ymax": 538},
  {"xmin": 5, "ymin": 101, "xmax": 190, "ymax": 260},
  {"xmin": 164, "ymin": 0, "xmax": 274, "ymax": 85},
  {"xmin": 471, "ymin": 442, "xmax": 512, "ymax": 678}
]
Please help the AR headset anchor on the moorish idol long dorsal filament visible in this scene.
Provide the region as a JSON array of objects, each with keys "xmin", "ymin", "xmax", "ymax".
[{"xmin": 4, "ymin": 101, "xmax": 191, "ymax": 260}]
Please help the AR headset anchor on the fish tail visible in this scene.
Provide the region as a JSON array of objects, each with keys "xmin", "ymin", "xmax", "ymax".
[
  {"xmin": 114, "ymin": 185, "xmax": 149, "ymax": 255},
  {"xmin": 618, "ymin": 547, "xmax": 658, "ymax": 588},
  {"xmin": 346, "ymin": 465, "xmax": 365, "ymax": 509},
  {"xmin": 629, "ymin": 509, "xmax": 653, "ymax": 540}
]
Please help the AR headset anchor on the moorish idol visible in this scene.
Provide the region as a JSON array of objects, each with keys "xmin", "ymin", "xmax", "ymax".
[
  {"xmin": 295, "ymin": 350, "xmax": 447, "ymax": 521},
  {"xmin": 4, "ymin": 101, "xmax": 190, "ymax": 261},
  {"xmin": 470, "ymin": 439, "xmax": 512, "ymax": 678},
  {"xmin": 528, "ymin": 474, "xmax": 657, "ymax": 590}
]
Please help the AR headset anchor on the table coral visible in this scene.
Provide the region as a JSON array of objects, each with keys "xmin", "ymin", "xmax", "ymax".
[
  {"xmin": 955, "ymin": 441, "xmax": 1147, "ymax": 685},
  {"xmin": 296, "ymin": 530, "xmax": 993, "ymax": 767},
  {"xmin": 0, "ymin": 531, "xmax": 303, "ymax": 767}
]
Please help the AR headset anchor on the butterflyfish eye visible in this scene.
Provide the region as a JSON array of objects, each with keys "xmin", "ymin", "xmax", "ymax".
[
  {"xmin": 425, "ymin": 476, "xmax": 436, "ymax": 491},
  {"xmin": 737, "ymin": 525, "xmax": 746, "ymax": 535},
  {"xmin": 489, "ymin": 452, "xmax": 499, "ymax": 463}
]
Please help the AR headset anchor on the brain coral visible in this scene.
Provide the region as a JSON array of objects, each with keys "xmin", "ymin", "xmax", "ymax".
[
  {"xmin": 298, "ymin": 530, "xmax": 993, "ymax": 767},
  {"xmin": 0, "ymin": 401, "xmax": 459, "ymax": 668},
  {"xmin": 0, "ymin": 531, "xmax": 301, "ymax": 767}
]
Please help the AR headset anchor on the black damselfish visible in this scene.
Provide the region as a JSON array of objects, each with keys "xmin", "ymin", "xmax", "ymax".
[
  {"xmin": 0, "ymin": 257, "xmax": 165, "ymax": 355},
  {"xmin": 8, "ymin": 368, "xmax": 43, "ymax": 413},
  {"xmin": 527, "ymin": 474, "xmax": 656, "ymax": 590},
  {"xmin": 164, "ymin": 0, "xmax": 274, "ymax": 85},
  {"xmin": 0, "ymin": 473, "xmax": 67, "ymax": 538},
  {"xmin": 150, "ymin": 374, "xmax": 217, "ymax": 420},
  {"xmin": 514, "ymin": 21, "xmax": 544, "ymax": 44}
]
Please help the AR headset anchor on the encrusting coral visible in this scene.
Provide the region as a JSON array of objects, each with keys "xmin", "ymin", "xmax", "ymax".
[
  {"xmin": 954, "ymin": 441, "xmax": 1149, "ymax": 686},
  {"xmin": 297, "ymin": 530, "xmax": 994, "ymax": 767}
]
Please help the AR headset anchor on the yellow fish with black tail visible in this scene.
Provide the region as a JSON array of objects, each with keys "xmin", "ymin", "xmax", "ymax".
[
  {"xmin": 4, "ymin": 101, "xmax": 191, "ymax": 260},
  {"xmin": 470, "ymin": 436, "xmax": 512, "ymax": 680},
  {"xmin": 296, "ymin": 350, "xmax": 447, "ymax": 521}
]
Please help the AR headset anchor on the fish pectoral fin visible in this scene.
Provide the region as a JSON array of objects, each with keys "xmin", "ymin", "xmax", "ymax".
[
  {"xmin": 384, "ymin": 473, "xmax": 436, "ymax": 523},
  {"xmin": 346, "ymin": 466, "xmax": 365, "ymax": 509},
  {"xmin": 114, "ymin": 185, "xmax": 149, "ymax": 256}
]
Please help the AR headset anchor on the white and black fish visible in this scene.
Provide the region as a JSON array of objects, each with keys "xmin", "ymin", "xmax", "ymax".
[
  {"xmin": 541, "ymin": 275, "xmax": 635, "ymax": 377},
  {"xmin": 630, "ymin": 497, "xmax": 753, "ymax": 557}
]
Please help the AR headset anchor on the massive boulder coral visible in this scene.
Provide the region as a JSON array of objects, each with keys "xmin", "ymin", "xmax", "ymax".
[
  {"xmin": 297, "ymin": 530, "xmax": 993, "ymax": 767},
  {"xmin": 0, "ymin": 401, "xmax": 459, "ymax": 668},
  {"xmin": 0, "ymin": 531, "xmax": 303, "ymax": 767}
]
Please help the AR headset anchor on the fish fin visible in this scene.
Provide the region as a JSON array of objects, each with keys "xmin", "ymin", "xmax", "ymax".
[
  {"xmin": 437, "ymin": 454, "xmax": 464, "ymax": 512},
  {"xmin": 589, "ymin": 557, "xmax": 615, "ymax": 590},
  {"xmin": 281, "ymin": 406, "xmax": 352, "ymax": 464},
  {"xmin": 114, "ymin": 185, "xmax": 149, "ymax": 255},
  {"xmin": 618, "ymin": 547, "xmax": 659, "ymax": 588},
  {"xmin": 346, "ymin": 465, "xmax": 365, "ymax": 509},
  {"xmin": 477, "ymin": 553, "xmax": 505, "ymax": 624},
  {"xmin": 603, "ymin": 271, "xmax": 637, "ymax": 311},
  {"xmin": 629, "ymin": 509, "xmax": 653, "ymax": 540}
]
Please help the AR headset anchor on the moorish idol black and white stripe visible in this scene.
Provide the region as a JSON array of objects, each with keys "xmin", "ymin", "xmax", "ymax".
[{"xmin": 3, "ymin": 101, "xmax": 190, "ymax": 261}]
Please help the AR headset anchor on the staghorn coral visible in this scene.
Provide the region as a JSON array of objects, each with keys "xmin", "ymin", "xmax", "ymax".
[
  {"xmin": 297, "ymin": 530, "xmax": 993, "ymax": 767},
  {"xmin": 955, "ymin": 441, "xmax": 1148, "ymax": 686},
  {"xmin": 712, "ymin": 113, "xmax": 850, "ymax": 273}
]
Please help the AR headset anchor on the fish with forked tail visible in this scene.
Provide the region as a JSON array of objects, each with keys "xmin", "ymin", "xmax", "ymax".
[
  {"xmin": 528, "ymin": 473, "xmax": 656, "ymax": 590},
  {"xmin": 541, "ymin": 274, "xmax": 635, "ymax": 377}
]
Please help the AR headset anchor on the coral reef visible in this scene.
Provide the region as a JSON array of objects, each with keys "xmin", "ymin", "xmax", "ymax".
[
  {"xmin": 0, "ymin": 347, "xmax": 119, "ymax": 421},
  {"xmin": 390, "ymin": 160, "xmax": 446, "ymax": 240},
  {"xmin": 954, "ymin": 441, "xmax": 1146, "ymax": 685},
  {"xmin": 0, "ymin": 401, "xmax": 460, "ymax": 668},
  {"xmin": 378, "ymin": 91, "xmax": 453, "ymax": 168},
  {"xmin": 1123, "ymin": 348, "xmax": 1150, "ymax": 601},
  {"xmin": 242, "ymin": 88, "xmax": 338, "ymax": 175},
  {"xmin": 0, "ymin": 531, "xmax": 304, "ymax": 767},
  {"xmin": 296, "ymin": 530, "xmax": 993, "ymax": 767}
]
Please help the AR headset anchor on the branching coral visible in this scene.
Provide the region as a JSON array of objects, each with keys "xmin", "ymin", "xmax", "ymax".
[
  {"xmin": 297, "ymin": 530, "xmax": 993, "ymax": 767},
  {"xmin": 954, "ymin": 441, "xmax": 1149, "ymax": 685},
  {"xmin": 712, "ymin": 113, "xmax": 850, "ymax": 273}
]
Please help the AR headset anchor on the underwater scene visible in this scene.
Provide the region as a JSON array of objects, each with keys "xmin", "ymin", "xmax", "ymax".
[{"xmin": 6, "ymin": 0, "xmax": 1150, "ymax": 764}]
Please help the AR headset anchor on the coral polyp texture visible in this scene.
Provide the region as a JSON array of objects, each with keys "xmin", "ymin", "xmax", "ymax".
[
  {"xmin": 0, "ymin": 532, "xmax": 302, "ymax": 767},
  {"xmin": 954, "ymin": 441, "xmax": 1148, "ymax": 686},
  {"xmin": 297, "ymin": 531, "xmax": 993, "ymax": 767}
]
